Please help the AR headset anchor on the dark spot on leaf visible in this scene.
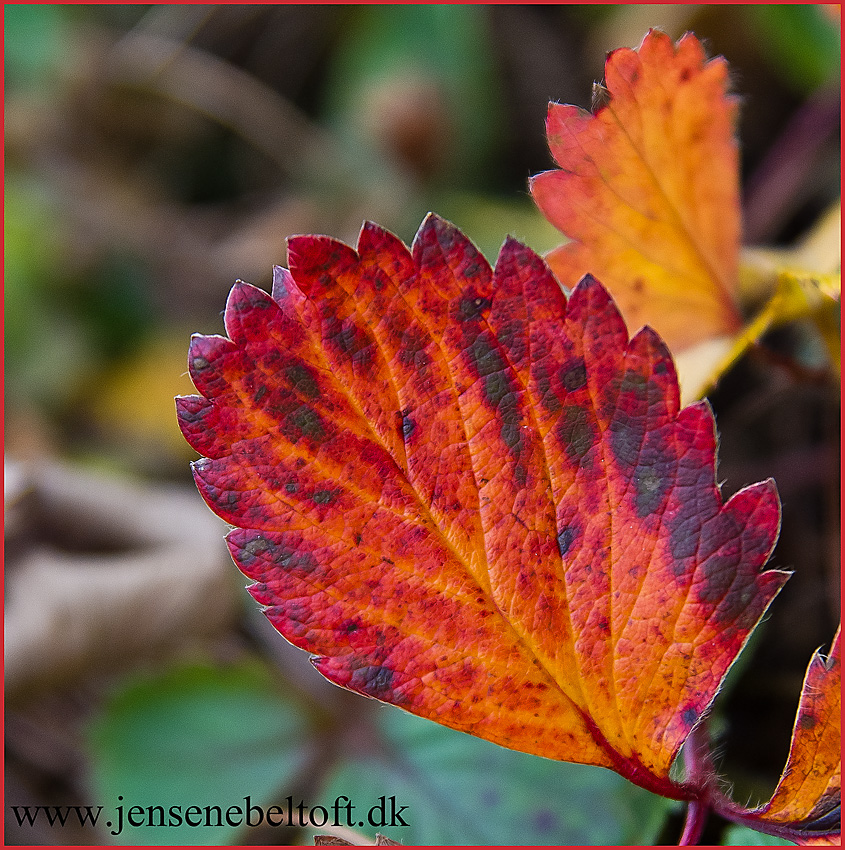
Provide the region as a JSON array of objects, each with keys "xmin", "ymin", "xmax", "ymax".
[
  {"xmin": 244, "ymin": 536, "xmax": 271, "ymax": 558},
  {"xmin": 470, "ymin": 335, "xmax": 507, "ymax": 379},
  {"xmin": 282, "ymin": 601, "xmax": 312, "ymax": 637},
  {"xmin": 401, "ymin": 411, "xmax": 415, "ymax": 438},
  {"xmin": 352, "ymin": 346, "xmax": 373, "ymax": 368},
  {"xmin": 285, "ymin": 481, "xmax": 299, "ymax": 494},
  {"xmin": 609, "ymin": 417, "xmax": 642, "ymax": 471},
  {"xmin": 240, "ymin": 289, "xmax": 271, "ymax": 310},
  {"xmin": 351, "ymin": 664, "xmax": 394, "ymax": 696},
  {"xmin": 501, "ymin": 422, "xmax": 521, "ymax": 450},
  {"xmin": 668, "ymin": 516, "xmax": 699, "ymax": 563},
  {"xmin": 514, "ymin": 462, "xmax": 527, "ymax": 487},
  {"xmin": 458, "ymin": 293, "xmax": 491, "ymax": 321},
  {"xmin": 620, "ymin": 369, "xmax": 648, "ymax": 399},
  {"xmin": 716, "ymin": 586, "xmax": 761, "ymax": 633},
  {"xmin": 275, "ymin": 547, "xmax": 318, "ymax": 573},
  {"xmin": 682, "ymin": 707, "xmax": 697, "ymax": 726},
  {"xmin": 463, "ymin": 242, "xmax": 481, "ymax": 263},
  {"xmin": 284, "ymin": 405, "xmax": 325, "ymax": 442},
  {"xmin": 345, "ymin": 621, "xmax": 359, "ymax": 634},
  {"xmin": 799, "ymin": 713, "xmax": 818, "ymax": 730},
  {"xmin": 559, "ymin": 405, "xmax": 595, "ymax": 461},
  {"xmin": 312, "ymin": 489, "xmax": 335, "ymax": 505},
  {"xmin": 698, "ymin": 555, "xmax": 737, "ymax": 605},
  {"xmin": 485, "ymin": 371, "xmax": 509, "ymax": 406},
  {"xmin": 483, "ymin": 370, "xmax": 522, "ymax": 458},
  {"xmin": 557, "ymin": 526, "xmax": 577, "ymax": 557},
  {"xmin": 536, "ymin": 363, "xmax": 551, "ymax": 395},
  {"xmin": 435, "ymin": 224, "xmax": 458, "ymax": 250},
  {"xmin": 191, "ymin": 356, "xmax": 210, "ymax": 371},
  {"xmin": 634, "ymin": 463, "xmax": 669, "ymax": 517},
  {"xmin": 285, "ymin": 363, "xmax": 320, "ymax": 399},
  {"xmin": 328, "ymin": 319, "xmax": 358, "ymax": 355},
  {"xmin": 242, "ymin": 537, "xmax": 317, "ymax": 573},
  {"xmin": 253, "ymin": 385, "xmax": 268, "ymax": 403},
  {"xmin": 680, "ymin": 68, "xmax": 691, "ymax": 82},
  {"xmin": 560, "ymin": 358, "xmax": 587, "ymax": 392},
  {"xmin": 536, "ymin": 363, "xmax": 561, "ymax": 413},
  {"xmin": 178, "ymin": 403, "xmax": 208, "ymax": 424}
]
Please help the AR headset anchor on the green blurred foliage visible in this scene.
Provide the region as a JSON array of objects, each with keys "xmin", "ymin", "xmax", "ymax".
[
  {"xmin": 745, "ymin": 5, "xmax": 840, "ymax": 94},
  {"xmin": 5, "ymin": 172, "xmax": 155, "ymax": 411},
  {"xmin": 87, "ymin": 660, "xmax": 314, "ymax": 846},
  {"xmin": 321, "ymin": 5, "xmax": 502, "ymax": 188},
  {"xmin": 4, "ymin": 3, "xmax": 70, "ymax": 91},
  {"xmin": 320, "ymin": 706, "xmax": 674, "ymax": 845},
  {"xmin": 4, "ymin": 172, "xmax": 94, "ymax": 409},
  {"xmin": 723, "ymin": 824, "xmax": 797, "ymax": 845}
]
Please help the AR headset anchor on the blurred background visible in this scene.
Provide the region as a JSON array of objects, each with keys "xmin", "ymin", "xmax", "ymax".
[{"xmin": 5, "ymin": 4, "xmax": 840, "ymax": 845}]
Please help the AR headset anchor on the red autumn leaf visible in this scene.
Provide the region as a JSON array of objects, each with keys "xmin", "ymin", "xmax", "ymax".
[
  {"xmin": 530, "ymin": 29, "xmax": 742, "ymax": 352},
  {"xmin": 176, "ymin": 214, "xmax": 788, "ymax": 800},
  {"xmin": 736, "ymin": 628, "xmax": 840, "ymax": 844}
]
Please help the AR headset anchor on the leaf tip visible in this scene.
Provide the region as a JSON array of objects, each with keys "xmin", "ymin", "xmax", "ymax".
[
  {"xmin": 271, "ymin": 264, "xmax": 294, "ymax": 298},
  {"xmin": 568, "ymin": 273, "xmax": 620, "ymax": 320},
  {"xmin": 224, "ymin": 280, "xmax": 278, "ymax": 341}
]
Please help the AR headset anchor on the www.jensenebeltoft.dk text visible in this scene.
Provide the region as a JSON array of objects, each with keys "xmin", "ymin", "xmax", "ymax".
[{"xmin": 10, "ymin": 795, "xmax": 410, "ymax": 836}]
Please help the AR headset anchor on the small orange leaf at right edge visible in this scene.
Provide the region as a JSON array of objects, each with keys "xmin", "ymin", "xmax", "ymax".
[
  {"xmin": 745, "ymin": 627, "xmax": 841, "ymax": 844},
  {"xmin": 530, "ymin": 29, "xmax": 742, "ymax": 353}
]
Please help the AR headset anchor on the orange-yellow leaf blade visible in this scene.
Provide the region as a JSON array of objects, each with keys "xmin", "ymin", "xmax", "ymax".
[{"xmin": 530, "ymin": 29, "xmax": 742, "ymax": 351}]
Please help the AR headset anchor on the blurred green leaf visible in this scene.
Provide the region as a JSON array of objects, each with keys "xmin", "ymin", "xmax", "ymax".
[
  {"xmin": 70, "ymin": 251, "xmax": 156, "ymax": 360},
  {"xmin": 321, "ymin": 5, "xmax": 502, "ymax": 186},
  {"xmin": 319, "ymin": 707, "xmax": 673, "ymax": 845},
  {"xmin": 4, "ymin": 172, "xmax": 96, "ymax": 408},
  {"xmin": 722, "ymin": 824, "xmax": 797, "ymax": 845},
  {"xmin": 4, "ymin": 3, "xmax": 70, "ymax": 91},
  {"xmin": 5, "ymin": 173, "xmax": 156, "ymax": 410},
  {"xmin": 746, "ymin": 5, "xmax": 840, "ymax": 94},
  {"xmin": 88, "ymin": 659, "xmax": 314, "ymax": 846},
  {"xmin": 4, "ymin": 173, "xmax": 60, "ymax": 360}
]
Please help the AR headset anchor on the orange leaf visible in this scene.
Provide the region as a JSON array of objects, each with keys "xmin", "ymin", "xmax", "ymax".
[
  {"xmin": 177, "ymin": 215, "xmax": 788, "ymax": 800},
  {"xmin": 530, "ymin": 29, "xmax": 742, "ymax": 352},
  {"xmin": 743, "ymin": 628, "xmax": 841, "ymax": 843}
]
